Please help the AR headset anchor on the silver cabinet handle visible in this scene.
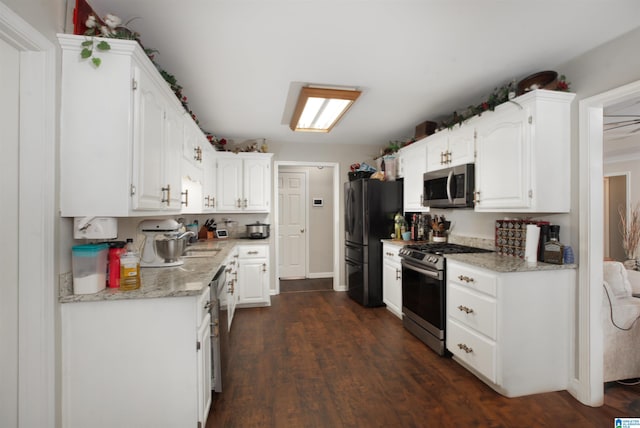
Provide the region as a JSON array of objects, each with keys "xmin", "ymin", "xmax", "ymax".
[
  {"xmin": 395, "ymin": 269, "xmax": 401, "ymax": 280},
  {"xmin": 161, "ymin": 184, "xmax": 171, "ymax": 205},
  {"xmin": 181, "ymin": 189, "xmax": 189, "ymax": 206},
  {"xmin": 457, "ymin": 343, "xmax": 473, "ymax": 354},
  {"xmin": 457, "ymin": 305, "xmax": 474, "ymax": 314},
  {"xmin": 458, "ymin": 275, "xmax": 475, "ymax": 283}
]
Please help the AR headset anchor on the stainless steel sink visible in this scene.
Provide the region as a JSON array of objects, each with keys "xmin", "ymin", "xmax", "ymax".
[{"xmin": 181, "ymin": 248, "xmax": 222, "ymax": 258}]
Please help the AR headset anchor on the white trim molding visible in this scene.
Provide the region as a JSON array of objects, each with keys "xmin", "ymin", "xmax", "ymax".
[
  {"xmin": 576, "ymin": 79, "xmax": 640, "ymax": 406},
  {"xmin": 0, "ymin": 3, "xmax": 57, "ymax": 427}
]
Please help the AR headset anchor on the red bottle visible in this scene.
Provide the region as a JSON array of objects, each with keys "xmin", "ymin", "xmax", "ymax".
[{"xmin": 107, "ymin": 242, "xmax": 127, "ymax": 288}]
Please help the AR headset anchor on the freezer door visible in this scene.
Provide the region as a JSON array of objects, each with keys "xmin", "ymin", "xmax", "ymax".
[{"xmin": 344, "ymin": 180, "xmax": 365, "ymax": 245}]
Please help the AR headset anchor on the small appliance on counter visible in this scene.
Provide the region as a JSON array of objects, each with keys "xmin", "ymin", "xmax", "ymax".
[
  {"xmin": 245, "ymin": 221, "xmax": 270, "ymax": 239},
  {"xmin": 139, "ymin": 219, "xmax": 195, "ymax": 268}
]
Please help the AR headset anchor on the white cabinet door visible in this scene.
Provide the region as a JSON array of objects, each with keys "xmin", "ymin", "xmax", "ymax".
[
  {"xmin": 132, "ymin": 66, "xmax": 166, "ymax": 210},
  {"xmin": 238, "ymin": 258, "xmax": 268, "ymax": 305},
  {"xmin": 399, "ymin": 142, "xmax": 428, "ymax": 212},
  {"xmin": 447, "ymin": 126, "xmax": 475, "ymax": 167},
  {"xmin": 237, "ymin": 245, "xmax": 270, "ymax": 307},
  {"xmin": 426, "ymin": 128, "xmax": 475, "ymax": 172},
  {"xmin": 425, "ymin": 133, "xmax": 450, "ymax": 172},
  {"xmin": 183, "ymin": 120, "xmax": 204, "ymax": 168},
  {"xmin": 474, "ymin": 90, "xmax": 574, "ymax": 213},
  {"xmin": 217, "ymin": 157, "xmax": 244, "ymax": 211},
  {"xmin": 133, "ymin": 76, "xmax": 183, "ymax": 211},
  {"xmin": 165, "ymin": 106, "xmax": 186, "ymax": 209},
  {"xmin": 382, "ymin": 242, "xmax": 402, "ymax": 318},
  {"xmin": 216, "ymin": 153, "xmax": 273, "ymax": 213},
  {"xmin": 475, "ymin": 107, "xmax": 531, "ymax": 210},
  {"xmin": 202, "ymin": 143, "xmax": 217, "ymax": 212},
  {"xmin": 243, "ymin": 157, "xmax": 271, "ymax": 211},
  {"xmin": 225, "ymin": 249, "xmax": 239, "ymax": 330},
  {"xmin": 197, "ymin": 313, "xmax": 212, "ymax": 427}
]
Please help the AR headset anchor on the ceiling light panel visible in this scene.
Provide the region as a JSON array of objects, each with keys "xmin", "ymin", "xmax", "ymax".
[{"xmin": 290, "ymin": 87, "xmax": 361, "ymax": 132}]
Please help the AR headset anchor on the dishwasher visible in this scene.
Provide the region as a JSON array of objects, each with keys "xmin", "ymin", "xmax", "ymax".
[{"xmin": 210, "ymin": 265, "xmax": 226, "ymax": 393}]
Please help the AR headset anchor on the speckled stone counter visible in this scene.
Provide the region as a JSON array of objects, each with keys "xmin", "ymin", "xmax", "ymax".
[
  {"xmin": 380, "ymin": 236, "xmax": 575, "ymax": 273},
  {"xmin": 445, "ymin": 252, "xmax": 576, "ymax": 273},
  {"xmin": 59, "ymin": 238, "xmax": 271, "ymax": 303}
]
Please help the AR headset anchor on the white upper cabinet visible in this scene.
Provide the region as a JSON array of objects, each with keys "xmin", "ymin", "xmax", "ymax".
[
  {"xmin": 201, "ymin": 143, "xmax": 218, "ymax": 213},
  {"xmin": 58, "ymin": 34, "xmax": 193, "ymax": 216},
  {"xmin": 216, "ymin": 153, "xmax": 272, "ymax": 212},
  {"xmin": 398, "ymin": 140, "xmax": 429, "ymax": 212},
  {"xmin": 425, "ymin": 126, "xmax": 475, "ymax": 172},
  {"xmin": 474, "ymin": 90, "xmax": 575, "ymax": 212}
]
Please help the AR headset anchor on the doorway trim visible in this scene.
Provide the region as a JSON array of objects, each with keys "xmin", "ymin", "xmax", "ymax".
[
  {"xmin": 577, "ymin": 79, "xmax": 640, "ymax": 406},
  {"xmin": 0, "ymin": 3, "xmax": 57, "ymax": 427},
  {"xmin": 274, "ymin": 161, "xmax": 340, "ymax": 293}
]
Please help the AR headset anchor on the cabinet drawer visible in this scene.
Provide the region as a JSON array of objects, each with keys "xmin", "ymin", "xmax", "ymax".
[
  {"xmin": 448, "ymin": 263, "xmax": 497, "ymax": 297},
  {"xmin": 447, "ymin": 319, "xmax": 496, "ymax": 383},
  {"xmin": 383, "ymin": 243, "xmax": 402, "ymax": 264},
  {"xmin": 196, "ymin": 287, "xmax": 211, "ymax": 324},
  {"xmin": 237, "ymin": 245, "xmax": 267, "ymax": 259},
  {"xmin": 448, "ymin": 283, "xmax": 496, "ymax": 339}
]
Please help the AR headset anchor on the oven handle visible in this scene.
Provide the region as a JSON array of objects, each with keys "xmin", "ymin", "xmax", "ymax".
[
  {"xmin": 446, "ymin": 169, "xmax": 454, "ymax": 204},
  {"xmin": 401, "ymin": 259, "xmax": 443, "ymax": 280}
]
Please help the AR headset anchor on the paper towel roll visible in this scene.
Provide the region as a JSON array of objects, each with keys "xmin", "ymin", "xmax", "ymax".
[{"xmin": 525, "ymin": 224, "xmax": 540, "ymax": 262}]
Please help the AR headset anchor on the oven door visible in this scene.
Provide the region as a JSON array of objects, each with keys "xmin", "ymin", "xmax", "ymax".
[{"xmin": 401, "ymin": 258, "xmax": 445, "ymax": 338}]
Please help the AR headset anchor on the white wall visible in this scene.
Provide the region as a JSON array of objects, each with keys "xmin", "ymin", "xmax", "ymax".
[
  {"xmin": 268, "ymin": 141, "xmax": 383, "ymax": 286},
  {"xmin": 0, "ymin": 1, "xmax": 66, "ymax": 427},
  {"xmin": 280, "ymin": 165, "xmax": 335, "ymax": 276}
]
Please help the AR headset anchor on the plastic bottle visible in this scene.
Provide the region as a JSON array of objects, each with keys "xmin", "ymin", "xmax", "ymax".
[
  {"xmin": 120, "ymin": 238, "xmax": 141, "ymax": 290},
  {"xmin": 107, "ymin": 241, "xmax": 127, "ymax": 288}
]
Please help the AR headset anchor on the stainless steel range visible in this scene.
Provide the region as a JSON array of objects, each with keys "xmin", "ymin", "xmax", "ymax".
[{"xmin": 399, "ymin": 242, "xmax": 492, "ymax": 355}]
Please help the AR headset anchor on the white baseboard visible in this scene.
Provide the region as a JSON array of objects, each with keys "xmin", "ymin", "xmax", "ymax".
[{"xmin": 307, "ymin": 272, "xmax": 333, "ymax": 279}]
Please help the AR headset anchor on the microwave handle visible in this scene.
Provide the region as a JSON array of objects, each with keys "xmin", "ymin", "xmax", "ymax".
[{"xmin": 446, "ymin": 169, "xmax": 454, "ymax": 204}]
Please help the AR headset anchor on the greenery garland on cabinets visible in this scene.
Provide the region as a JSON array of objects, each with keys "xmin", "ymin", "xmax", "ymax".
[{"xmin": 78, "ymin": 9, "xmax": 225, "ymax": 148}]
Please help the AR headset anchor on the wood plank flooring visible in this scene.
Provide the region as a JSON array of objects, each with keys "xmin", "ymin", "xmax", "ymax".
[{"xmin": 207, "ymin": 290, "xmax": 638, "ymax": 427}]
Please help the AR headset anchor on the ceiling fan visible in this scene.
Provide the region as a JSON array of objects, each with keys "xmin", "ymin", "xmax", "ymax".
[{"xmin": 603, "ymin": 114, "xmax": 640, "ymax": 134}]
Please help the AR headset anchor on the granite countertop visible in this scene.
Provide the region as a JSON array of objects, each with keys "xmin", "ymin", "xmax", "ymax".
[
  {"xmin": 380, "ymin": 236, "xmax": 576, "ymax": 273},
  {"xmin": 446, "ymin": 252, "xmax": 577, "ymax": 273},
  {"xmin": 60, "ymin": 238, "xmax": 271, "ymax": 303}
]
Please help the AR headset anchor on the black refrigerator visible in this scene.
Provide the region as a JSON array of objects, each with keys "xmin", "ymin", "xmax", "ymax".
[{"xmin": 345, "ymin": 178, "xmax": 403, "ymax": 307}]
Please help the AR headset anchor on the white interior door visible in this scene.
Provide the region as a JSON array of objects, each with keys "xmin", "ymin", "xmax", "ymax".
[
  {"xmin": 0, "ymin": 36, "xmax": 20, "ymax": 428},
  {"xmin": 278, "ymin": 171, "xmax": 307, "ymax": 278}
]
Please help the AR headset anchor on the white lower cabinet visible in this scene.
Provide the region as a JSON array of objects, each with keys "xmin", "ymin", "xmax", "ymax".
[
  {"xmin": 221, "ymin": 247, "xmax": 239, "ymax": 330},
  {"xmin": 446, "ymin": 259, "xmax": 575, "ymax": 397},
  {"xmin": 61, "ymin": 287, "xmax": 211, "ymax": 428},
  {"xmin": 237, "ymin": 244, "xmax": 271, "ymax": 307},
  {"xmin": 382, "ymin": 241, "xmax": 403, "ymax": 318}
]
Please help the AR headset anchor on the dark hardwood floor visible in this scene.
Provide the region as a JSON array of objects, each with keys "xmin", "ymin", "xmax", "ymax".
[{"xmin": 207, "ymin": 290, "xmax": 638, "ymax": 427}]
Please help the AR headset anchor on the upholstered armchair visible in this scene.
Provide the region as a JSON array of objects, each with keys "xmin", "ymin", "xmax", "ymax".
[{"xmin": 602, "ymin": 261, "xmax": 640, "ymax": 382}]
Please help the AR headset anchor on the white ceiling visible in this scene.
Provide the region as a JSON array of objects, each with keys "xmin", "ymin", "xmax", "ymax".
[{"xmin": 87, "ymin": 0, "xmax": 640, "ymax": 148}]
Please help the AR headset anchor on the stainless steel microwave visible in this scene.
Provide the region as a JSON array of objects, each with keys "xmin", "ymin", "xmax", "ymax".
[{"xmin": 423, "ymin": 163, "xmax": 475, "ymax": 208}]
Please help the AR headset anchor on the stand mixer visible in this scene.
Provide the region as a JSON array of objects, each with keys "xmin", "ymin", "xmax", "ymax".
[{"xmin": 139, "ymin": 219, "xmax": 195, "ymax": 268}]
